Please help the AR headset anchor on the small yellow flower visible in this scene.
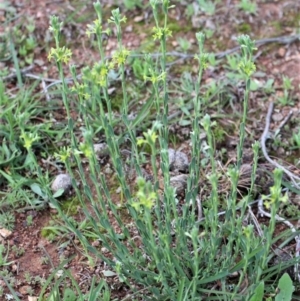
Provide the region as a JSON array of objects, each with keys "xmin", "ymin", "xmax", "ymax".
[
  {"xmin": 152, "ymin": 26, "xmax": 172, "ymax": 41},
  {"xmin": 48, "ymin": 46, "xmax": 72, "ymax": 64},
  {"xmin": 79, "ymin": 143, "xmax": 93, "ymax": 159},
  {"xmin": 90, "ymin": 62, "xmax": 109, "ymax": 87},
  {"xmin": 86, "ymin": 19, "xmax": 103, "ymax": 37},
  {"xmin": 110, "ymin": 48, "xmax": 130, "ymax": 68},
  {"xmin": 194, "ymin": 53, "xmax": 209, "ymax": 70},
  {"xmin": 131, "ymin": 177, "xmax": 156, "ymax": 212},
  {"xmin": 71, "ymin": 83, "xmax": 90, "ymax": 100},
  {"xmin": 238, "ymin": 60, "xmax": 256, "ymax": 77},
  {"xmin": 54, "ymin": 147, "xmax": 72, "ymax": 163},
  {"xmin": 20, "ymin": 131, "xmax": 39, "ymax": 150},
  {"xmin": 144, "ymin": 71, "xmax": 166, "ymax": 84}
]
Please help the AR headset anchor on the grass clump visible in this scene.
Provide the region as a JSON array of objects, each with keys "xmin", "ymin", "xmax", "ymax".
[{"xmin": 1, "ymin": 0, "xmax": 299, "ymax": 300}]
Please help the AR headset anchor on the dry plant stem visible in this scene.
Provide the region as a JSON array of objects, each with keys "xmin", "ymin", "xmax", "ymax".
[
  {"xmin": 2, "ymin": 64, "xmax": 34, "ymax": 81},
  {"xmin": 24, "ymin": 73, "xmax": 58, "ymax": 82},
  {"xmin": 275, "ymin": 109, "xmax": 293, "ymax": 135},
  {"xmin": 41, "ymin": 80, "xmax": 50, "ymax": 102},
  {"xmin": 258, "ymin": 197, "xmax": 300, "ymax": 282},
  {"xmin": 261, "ymin": 102, "xmax": 300, "ymax": 188},
  {"xmin": 38, "ymin": 244, "xmax": 55, "ymax": 270},
  {"xmin": 196, "ymin": 195, "xmax": 203, "ymax": 221},
  {"xmin": 248, "ymin": 205, "xmax": 263, "ymax": 237}
]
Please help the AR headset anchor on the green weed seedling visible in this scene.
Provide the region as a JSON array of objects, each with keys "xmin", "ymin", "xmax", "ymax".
[
  {"xmin": 249, "ymin": 273, "xmax": 295, "ymax": 301},
  {"xmin": 176, "ymin": 37, "xmax": 191, "ymax": 53},
  {"xmin": 198, "ymin": 0, "xmax": 216, "ymax": 15},
  {"xmin": 124, "ymin": 0, "xmax": 143, "ymax": 10},
  {"xmin": 277, "ymin": 75, "xmax": 294, "ymax": 106},
  {"xmin": 275, "ymin": 273, "xmax": 295, "ymax": 301},
  {"xmin": 41, "ymin": 256, "xmax": 50, "ymax": 265},
  {"xmin": 249, "ymin": 282, "xmax": 264, "ymax": 301},
  {"xmin": 292, "ymin": 128, "xmax": 300, "ymax": 149},
  {"xmin": 263, "ymin": 78, "xmax": 275, "ymax": 94},
  {"xmin": 0, "ymin": 212, "xmax": 15, "ymax": 231},
  {"xmin": 7, "ymin": 17, "xmax": 37, "ymax": 66},
  {"xmin": 26, "ymin": 214, "xmax": 33, "ymax": 226},
  {"xmin": 225, "ymin": 53, "xmax": 245, "ymax": 82},
  {"xmin": 0, "ymin": 244, "xmax": 14, "ymax": 267},
  {"xmin": 237, "ymin": 0, "xmax": 257, "ymax": 15},
  {"xmin": 11, "ymin": 245, "xmax": 25, "ymax": 258}
]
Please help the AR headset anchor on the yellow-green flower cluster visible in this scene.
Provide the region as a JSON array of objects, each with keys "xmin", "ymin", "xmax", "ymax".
[
  {"xmin": 20, "ymin": 131, "xmax": 39, "ymax": 150},
  {"xmin": 89, "ymin": 62, "xmax": 108, "ymax": 87},
  {"xmin": 131, "ymin": 177, "xmax": 156, "ymax": 211},
  {"xmin": 86, "ymin": 19, "xmax": 102, "ymax": 37},
  {"xmin": 109, "ymin": 48, "xmax": 130, "ymax": 69},
  {"xmin": 71, "ymin": 83, "xmax": 90, "ymax": 101},
  {"xmin": 194, "ymin": 53, "xmax": 209, "ymax": 70},
  {"xmin": 152, "ymin": 26, "xmax": 172, "ymax": 41},
  {"xmin": 238, "ymin": 60, "xmax": 256, "ymax": 77},
  {"xmin": 78, "ymin": 142, "xmax": 93, "ymax": 159},
  {"xmin": 48, "ymin": 46, "xmax": 72, "ymax": 64},
  {"xmin": 108, "ymin": 9, "xmax": 127, "ymax": 25},
  {"xmin": 86, "ymin": 19, "xmax": 110, "ymax": 38},
  {"xmin": 262, "ymin": 168, "xmax": 287, "ymax": 209},
  {"xmin": 263, "ymin": 185, "xmax": 288, "ymax": 209},
  {"xmin": 243, "ymin": 224, "xmax": 253, "ymax": 239},
  {"xmin": 143, "ymin": 71, "xmax": 166, "ymax": 84},
  {"xmin": 54, "ymin": 146, "xmax": 72, "ymax": 163},
  {"xmin": 137, "ymin": 129, "xmax": 158, "ymax": 146}
]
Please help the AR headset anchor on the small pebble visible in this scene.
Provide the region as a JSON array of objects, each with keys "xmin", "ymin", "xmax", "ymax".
[
  {"xmin": 93, "ymin": 143, "xmax": 109, "ymax": 157},
  {"xmin": 272, "ymin": 112, "xmax": 283, "ymax": 122},
  {"xmin": 277, "ymin": 47, "xmax": 286, "ymax": 57},
  {"xmin": 101, "ymin": 247, "xmax": 109, "ymax": 254},
  {"xmin": 11, "ymin": 264, "xmax": 18, "ymax": 272},
  {"xmin": 51, "ymin": 174, "xmax": 72, "ymax": 195},
  {"xmin": 168, "ymin": 148, "xmax": 189, "ymax": 173},
  {"xmin": 170, "ymin": 174, "xmax": 188, "ymax": 195},
  {"xmin": 92, "ymin": 240, "xmax": 100, "ymax": 247},
  {"xmin": 0, "ymin": 228, "xmax": 12, "ymax": 239},
  {"xmin": 104, "ymin": 166, "xmax": 113, "ymax": 174}
]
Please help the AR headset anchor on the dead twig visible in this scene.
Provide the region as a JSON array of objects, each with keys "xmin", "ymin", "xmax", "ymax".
[
  {"xmin": 248, "ymin": 205, "xmax": 263, "ymax": 237},
  {"xmin": 1, "ymin": 65, "xmax": 34, "ymax": 81},
  {"xmin": 196, "ymin": 195, "xmax": 203, "ymax": 222},
  {"xmin": 261, "ymin": 102, "xmax": 300, "ymax": 189},
  {"xmin": 274, "ymin": 109, "xmax": 294, "ymax": 137}
]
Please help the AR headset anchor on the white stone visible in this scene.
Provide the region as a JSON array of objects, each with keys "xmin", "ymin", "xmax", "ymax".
[
  {"xmin": 0, "ymin": 228, "xmax": 12, "ymax": 238},
  {"xmin": 51, "ymin": 174, "xmax": 72, "ymax": 194},
  {"xmin": 168, "ymin": 148, "xmax": 189, "ymax": 172},
  {"xmin": 93, "ymin": 143, "xmax": 109, "ymax": 157}
]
